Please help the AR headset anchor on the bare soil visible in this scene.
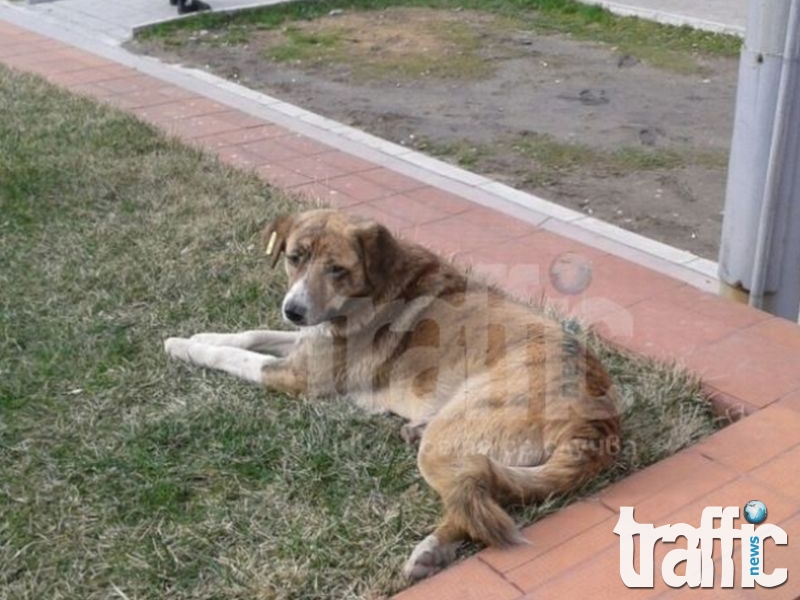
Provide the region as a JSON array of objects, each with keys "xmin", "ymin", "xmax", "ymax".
[{"xmin": 132, "ymin": 7, "xmax": 739, "ymax": 259}]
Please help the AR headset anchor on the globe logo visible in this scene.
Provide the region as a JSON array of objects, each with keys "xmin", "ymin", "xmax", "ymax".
[
  {"xmin": 744, "ymin": 500, "xmax": 768, "ymax": 525},
  {"xmin": 549, "ymin": 252, "xmax": 593, "ymax": 295}
]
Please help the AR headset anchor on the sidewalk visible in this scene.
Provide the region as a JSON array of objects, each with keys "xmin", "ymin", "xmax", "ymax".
[
  {"xmin": 20, "ymin": 0, "xmax": 290, "ymax": 44},
  {"xmin": 1, "ymin": 2, "xmax": 799, "ymax": 599},
  {"xmin": 576, "ymin": 0, "xmax": 747, "ymax": 36}
]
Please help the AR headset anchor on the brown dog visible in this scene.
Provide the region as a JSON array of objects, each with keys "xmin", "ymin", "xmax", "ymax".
[{"xmin": 164, "ymin": 209, "xmax": 620, "ymax": 580}]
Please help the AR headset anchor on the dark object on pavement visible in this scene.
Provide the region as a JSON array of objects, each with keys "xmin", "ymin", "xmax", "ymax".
[{"xmin": 170, "ymin": 0, "xmax": 211, "ymax": 14}]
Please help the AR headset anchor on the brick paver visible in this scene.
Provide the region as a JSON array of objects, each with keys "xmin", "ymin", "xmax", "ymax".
[
  {"xmin": 688, "ymin": 332, "xmax": 800, "ymax": 408},
  {"xmin": 2, "ymin": 14, "xmax": 799, "ymax": 599},
  {"xmin": 391, "ymin": 559, "xmax": 522, "ymax": 600},
  {"xmin": 693, "ymin": 405, "xmax": 800, "ymax": 472},
  {"xmin": 504, "ymin": 515, "xmax": 618, "ymax": 591},
  {"xmin": 481, "ymin": 499, "xmax": 615, "ymax": 573},
  {"xmin": 777, "ymin": 388, "xmax": 800, "ymax": 413}
]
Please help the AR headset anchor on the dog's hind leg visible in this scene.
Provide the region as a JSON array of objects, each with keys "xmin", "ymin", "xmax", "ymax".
[
  {"xmin": 188, "ymin": 330, "xmax": 299, "ymax": 356},
  {"xmin": 404, "ymin": 436, "xmax": 529, "ymax": 580},
  {"xmin": 403, "ymin": 450, "xmax": 508, "ymax": 580},
  {"xmin": 400, "ymin": 420, "xmax": 428, "ymax": 445},
  {"xmin": 403, "ymin": 517, "xmax": 464, "ymax": 581}
]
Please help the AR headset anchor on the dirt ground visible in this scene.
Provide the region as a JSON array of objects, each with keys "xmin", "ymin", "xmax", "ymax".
[{"xmin": 132, "ymin": 7, "xmax": 740, "ymax": 259}]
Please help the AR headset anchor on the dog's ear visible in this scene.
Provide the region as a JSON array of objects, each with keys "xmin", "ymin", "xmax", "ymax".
[
  {"xmin": 261, "ymin": 214, "xmax": 295, "ymax": 268},
  {"xmin": 356, "ymin": 222, "xmax": 401, "ymax": 292}
]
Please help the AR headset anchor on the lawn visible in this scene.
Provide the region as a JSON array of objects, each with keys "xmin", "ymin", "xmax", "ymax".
[
  {"xmin": 137, "ymin": 0, "xmax": 741, "ymax": 75},
  {"xmin": 0, "ymin": 65, "xmax": 725, "ymax": 599}
]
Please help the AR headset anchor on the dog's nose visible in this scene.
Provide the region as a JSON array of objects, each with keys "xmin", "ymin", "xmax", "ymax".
[{"xmin": 283, "ymin": 302, "xmax": 307, "ymax": 325}]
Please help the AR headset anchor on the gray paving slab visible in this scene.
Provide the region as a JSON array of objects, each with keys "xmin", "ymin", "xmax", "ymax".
[
  {"xmin": 20, "ymin": 0, "xmax": 290, "ymax": 44},
  {"xmin": 576, "ymin": 0, "xmax": 747, "ymax": 36}
]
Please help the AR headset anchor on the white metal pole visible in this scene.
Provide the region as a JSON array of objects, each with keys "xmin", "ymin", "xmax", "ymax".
[
  {"xmin": 718, "ymin": 0, "xmax": 800, "ymax": 321},
  {"xmin": 748, "ymin": 0, "xmax": 800, "ymax": 311}
]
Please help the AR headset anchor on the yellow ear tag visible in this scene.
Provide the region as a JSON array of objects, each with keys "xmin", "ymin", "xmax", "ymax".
[{"xmin": 265, "ymin": 231, "xmax": 277, "ymax": 257}]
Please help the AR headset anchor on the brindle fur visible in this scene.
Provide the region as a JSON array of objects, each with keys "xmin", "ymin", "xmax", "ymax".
[{"xmin": 164, "ymin": 209, "xmax": 620, "ymax": 580}]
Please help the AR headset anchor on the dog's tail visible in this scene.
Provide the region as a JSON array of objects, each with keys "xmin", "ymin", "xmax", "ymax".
[{"xmin": 444, "ymin": 443, "xmax": 606, "ymax": 547}]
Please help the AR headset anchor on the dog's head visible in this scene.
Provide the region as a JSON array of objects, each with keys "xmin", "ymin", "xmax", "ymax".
[{"xmin": 262, "ymin": 209, "xmax": 401, "ymax": 327}]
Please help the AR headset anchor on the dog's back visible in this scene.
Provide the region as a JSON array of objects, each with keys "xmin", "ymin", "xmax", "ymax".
[{"xmin": 285, "ymin": 229, "xmax": 619, "ymax": 577}]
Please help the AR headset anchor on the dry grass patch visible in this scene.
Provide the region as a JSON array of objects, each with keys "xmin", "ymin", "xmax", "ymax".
[
  {"xmin": 271, "ymin": 8, "xmax": 501, "ymax": 80},
  {"xmin": 136, "ymin": 0, "xmax": 741, "ymax": 75},
  {"xmin": 226, "ymin": 8, "xmax": 503, "ymax": 81}
]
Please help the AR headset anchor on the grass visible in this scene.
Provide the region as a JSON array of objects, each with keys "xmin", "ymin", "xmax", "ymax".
[
  {"xmin": 263, "ymin": 16, "xmax": 494, "ymax": 80},
  {"xmin": 0, "ymin": 65, "xmax": 727, "ymax": 599},
  {"xmin": 265, "ymin": 25, "xmax": 345, "ymax": 62},
  {"xmin": 421, "ymin": 132, "xmax": 730, "ymax": 186},
  {"xmin": 136, "ymin": 0, "xmax": 742, "ymax": 75}
]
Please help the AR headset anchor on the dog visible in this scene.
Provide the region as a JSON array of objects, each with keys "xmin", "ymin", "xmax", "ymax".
[{"xmin": 164, "ymin": 209, "xmax": 620, "ymax": 580}]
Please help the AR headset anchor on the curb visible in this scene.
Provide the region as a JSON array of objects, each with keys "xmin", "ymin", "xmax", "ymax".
[
  {"xmin": 575, "ymin": 0, "xmax": 746, "ymax": 37},
  {"xmin": 130, "ymin": 0, "xmax": 293, "ymax": 37},
  {"xmin": 1, "ymin": 0, "xmax": 722, "ymax": 293}
]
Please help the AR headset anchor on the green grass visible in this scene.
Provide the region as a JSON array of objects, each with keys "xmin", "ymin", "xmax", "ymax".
[
  {"xmin": 265, "ymin": 25, "xmax": 344, "ymax": 62},
  {"xmin": 0, "ymin": 65, "xmax": 726, "ymax": 599},
  {"xmin": 258, "ymin": 14, "xmax": 494, "ymax": 81},
  {"xmin": 136, "ymin": 0, "xmax": 741, "ymax": 75}
]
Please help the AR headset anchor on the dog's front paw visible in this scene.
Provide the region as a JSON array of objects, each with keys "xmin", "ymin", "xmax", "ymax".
[
  {"xmin": 164, "ymin": 337, "xmax": 193, "ymax": 363},
  {"xmin": 189, "ymin": 332, "xmax": 229, "ymax": 346},
  {"xmin": 403, "ymin": 534, "xmax": 456, "ymax": 581}
]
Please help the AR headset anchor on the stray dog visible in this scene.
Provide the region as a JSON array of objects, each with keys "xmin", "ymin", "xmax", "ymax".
[{"xmin": 164, "ymin": 209, "xmax": 620, "ymax": 580}]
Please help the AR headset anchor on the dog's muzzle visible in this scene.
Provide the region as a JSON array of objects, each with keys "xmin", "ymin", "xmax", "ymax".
[
  {"xmin": 282, "ymin": 277, "xmax": 311, "ymax": 326},
  {"xmin": 283, "ymin": 301, "xmax": 307, "ymax": 325}
]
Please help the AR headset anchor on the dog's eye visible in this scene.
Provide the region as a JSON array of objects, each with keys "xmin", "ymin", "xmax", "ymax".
[
  {"xmin": 286, "ymin": 247, "xmax": 308, "ymax": 267},
  {"xmin": 326, "ymin": 264, "xmax": 348, "ymax": 278}
]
